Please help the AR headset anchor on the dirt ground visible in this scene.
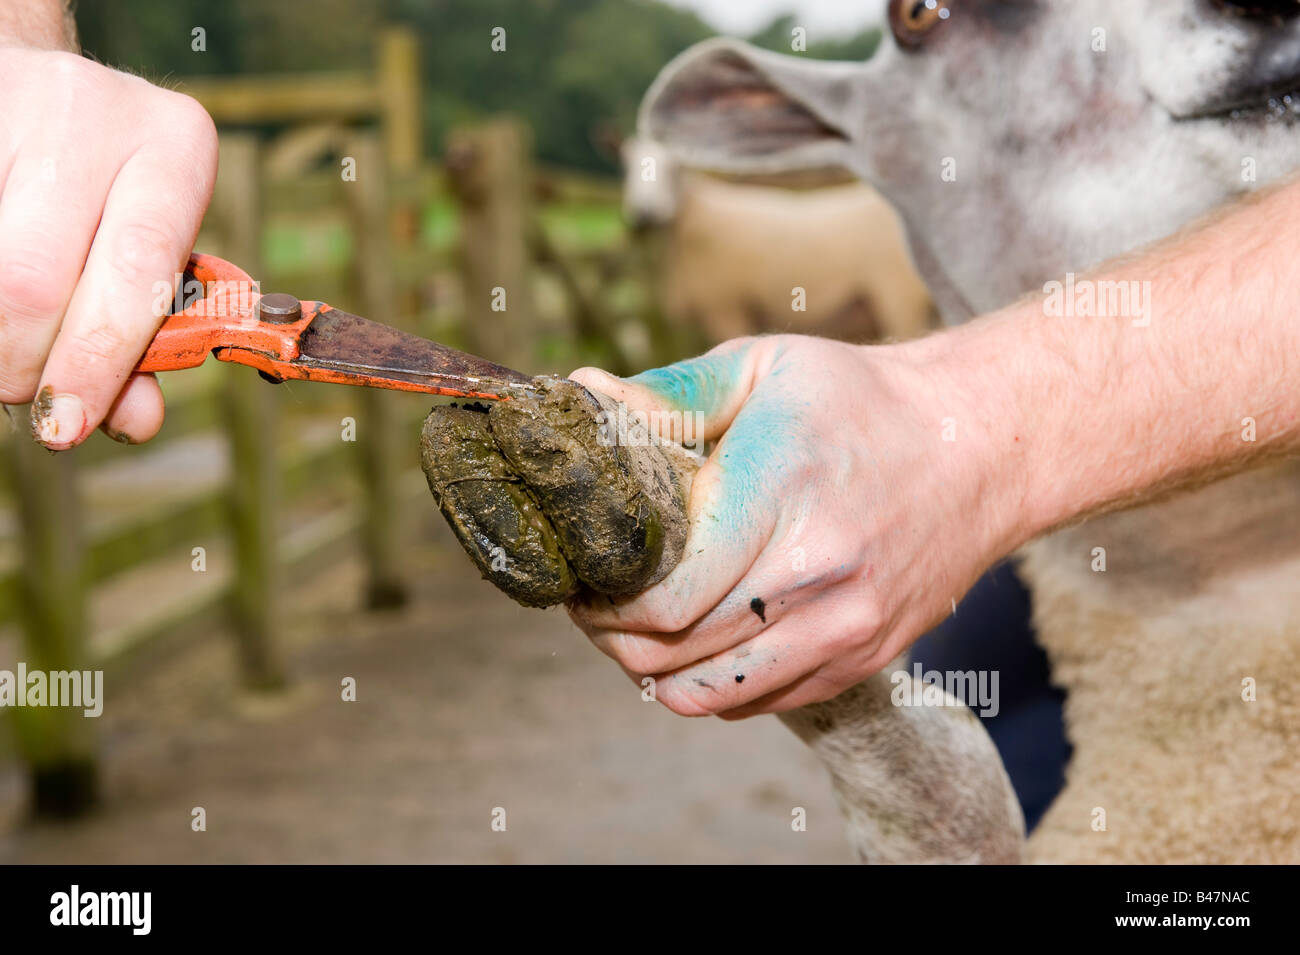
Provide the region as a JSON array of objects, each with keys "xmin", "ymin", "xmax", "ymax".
[{"xmin": 0, "ymin": 503, "xmax": 850, "ymax": 864}]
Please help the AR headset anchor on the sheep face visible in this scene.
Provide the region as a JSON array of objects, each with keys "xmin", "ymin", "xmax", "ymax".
[
  {"xmin": 621, "ymin": 138, "xmax": 683, "ymax": 232},
  {"xmin": 640, "ymin": 0, "xmax": 1300, "ymax": 320}
]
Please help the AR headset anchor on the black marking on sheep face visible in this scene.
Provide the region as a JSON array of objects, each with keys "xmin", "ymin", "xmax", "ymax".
[
  {"xmin": 1136, "ymin": 0, "xmax": 1300, "ymax": 123},
  {"xmin": 1212, "ymin": 0, "xmax": 1300, "ymax": 21}
]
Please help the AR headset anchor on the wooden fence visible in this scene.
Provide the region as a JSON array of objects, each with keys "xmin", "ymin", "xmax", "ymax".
[{"xmin": 0, "ymin": 26, "xmax": 657, "ymax": 817}]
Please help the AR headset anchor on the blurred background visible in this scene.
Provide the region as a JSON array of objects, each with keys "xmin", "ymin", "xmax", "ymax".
[{"xmin": 0, "ymin": 0, "xmax": 920, "ymax": 863}]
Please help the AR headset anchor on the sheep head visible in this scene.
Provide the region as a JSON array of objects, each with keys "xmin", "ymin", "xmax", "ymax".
[
  {"xmin": 639, "ymin": 0, "xmax": 1300, "ymax": 321},
  {"xmin": 621, "ymin": 137, "xmax": 683, "ymax": 232}
]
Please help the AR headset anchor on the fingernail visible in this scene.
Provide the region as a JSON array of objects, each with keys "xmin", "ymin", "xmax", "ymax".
[{"xmin": 30, "ymin": 387, "xmax": 86, "ymax": 448}]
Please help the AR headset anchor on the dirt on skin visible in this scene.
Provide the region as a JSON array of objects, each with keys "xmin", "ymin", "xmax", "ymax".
[
  {"xmin": 422, "ymin": 377, "xmax": 700, "ymax": 608},
  {"xmin": 28, "ymin": 385, "xmax": 54, "ymax": 443}
]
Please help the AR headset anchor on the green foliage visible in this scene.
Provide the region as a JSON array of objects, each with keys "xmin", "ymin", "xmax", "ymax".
[
  {"xmin": 392, "ymin": 0, "xmax": 712, "ymax": 171},
  {"xmin": 74, "ymin": 0, "xmax": 882, "ymax": 172},
  {"xmin": 74, "ymin": 0, "xmax": 246, "ymax": 78},
  {"xmin": 747, "ymin": 14, "xmax": 881, "ymax": 61}
]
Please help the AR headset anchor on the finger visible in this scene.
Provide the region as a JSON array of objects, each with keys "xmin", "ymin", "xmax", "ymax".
[
  {"xmin": 653, "ymin": 585, "xmax": 893, "ymax": 718},
  {"xmin": 0, "ymin": 132, "xmax": 107, "ymax": 402},
  {"xmin": 561, "ymin": 339, "xmax": 780, "ymax": 632},
  {"xmin": 579, "ymin": 557, "xmax": 807, "ymax": 674},
  {"xmin": 648, "ymin": 611, "xmax": 833, "ymax": 717},
  {"xmin": 569, "ymin": 335, "xmax": 766, "ymax": 446},
  {"xmin": 715, "ymin": 667, "xmax": 857, "ymax": 720},
  {"xmin": 33, "ymin": 98, "xmax": 216, "ymax": 448},
  {"xmin": 569, "ymin": 377, "xmax": 810, "ymax": 633},
  {"xmin": 584, "ymin": 617, "xmax": 751, "ymax": 679},
  {"xmin": 567, "ymin": 458, "xmax": 765, "ymax": 632},
  {"xmin": 98, "ymin": 372, "xmax": 164, "ymax": 444}
]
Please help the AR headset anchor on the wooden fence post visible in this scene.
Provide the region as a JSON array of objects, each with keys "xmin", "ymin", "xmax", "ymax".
[
  {"xmin": 5, "ymin": 430, "xmax": 96, "ymax": 816},
  {"xmin": 345, "ymin": 132, "xmax": 407, "ymax": 609},
  {"xmin": 445, "ymin": 119, "xmax": 537, "ymax": 371},
  {"xmin": 379, "ymin": 25, "xmax": 425, "ymax": 330},
  {"xmin": 379, "ymin": 28, "xmax": 421, "ymax": 179},
  {"xmin": 214, "ymin": 134, "xmax": 285, "ymax": 690}
]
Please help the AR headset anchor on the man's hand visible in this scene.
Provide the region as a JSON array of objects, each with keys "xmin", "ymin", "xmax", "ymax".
[
  {"xmin": 566, "ymin": 174, "xmax": 1300, "ymax": 721},
  {"xmin": 566, "ymin": 336, "xmax": 1025, "ymax": 718},
  {"xmin": 0, "ymin": 40, "xmax": 217, "ymax": 447}
]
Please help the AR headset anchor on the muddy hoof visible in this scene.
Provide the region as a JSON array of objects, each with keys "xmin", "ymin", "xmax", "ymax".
[
  {"xmin": 421, "ymin": 405, "xmax": 578, "ymax": 608},
  {"xmin": 420, "ymin": 378, "xmax": 699, "ymax": 608}
]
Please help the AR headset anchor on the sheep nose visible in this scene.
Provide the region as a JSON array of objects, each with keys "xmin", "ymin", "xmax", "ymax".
[{"xmin": 1211, "ymin": 0, "xmax": 1300, "ymax": 18}]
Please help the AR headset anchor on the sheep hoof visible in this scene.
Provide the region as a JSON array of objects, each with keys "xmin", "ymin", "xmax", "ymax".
[{"xmin": 420, "ymin": 377, "xmax": 698, "ymax": 608}]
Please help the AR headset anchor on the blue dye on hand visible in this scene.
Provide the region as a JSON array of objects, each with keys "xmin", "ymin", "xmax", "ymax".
[{"xmin": 626, "ymin": 345, "xmax": 750, "ymax": 418}]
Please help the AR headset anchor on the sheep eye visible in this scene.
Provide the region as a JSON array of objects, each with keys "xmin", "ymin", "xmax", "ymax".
[{"xmin": 890, "ymin": 0, "xmax": 951, "ymax": 49}]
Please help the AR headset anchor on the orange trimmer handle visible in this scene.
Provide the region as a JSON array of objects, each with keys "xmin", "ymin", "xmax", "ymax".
[
  {"xmin": 136, "ymin": 253, "xmax": 314, "ymax": 374},
  {"xmin": 136, "ymin": 253, "xmax": 260, "ymax": 372},
  {"xmin": 137, "ymin": 313, "xmax": 227, "ymax": 372}
]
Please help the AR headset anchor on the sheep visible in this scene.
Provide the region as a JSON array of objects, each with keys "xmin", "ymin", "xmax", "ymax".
[
  {"xmin": 621, "ymin": 137, "xmax": 936, "ymax": 345},
  {"xmin": 637, "ymin": 0, "xmax": 1300, "ymax": 863}
]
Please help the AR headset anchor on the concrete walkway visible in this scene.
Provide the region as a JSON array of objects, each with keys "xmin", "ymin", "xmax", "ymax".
[{"xmin": 0, "ymin": 507, "xmax": 850, "ymax": 864}]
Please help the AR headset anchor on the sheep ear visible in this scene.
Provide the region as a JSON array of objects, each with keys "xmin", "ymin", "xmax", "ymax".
[{"xmin": 639, "ymin": 38, "xmax": 863, "ymax": 177}]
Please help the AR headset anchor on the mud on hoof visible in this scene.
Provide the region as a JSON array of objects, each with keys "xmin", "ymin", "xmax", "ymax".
[{"xmin": 421, "ymin": 377, "xmax": 699, "ymax": 608}]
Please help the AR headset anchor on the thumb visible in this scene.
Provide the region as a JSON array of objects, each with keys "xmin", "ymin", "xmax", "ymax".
[{"xmin": 569, "ymin": 337, "xmax": 764, "ymax": 448}]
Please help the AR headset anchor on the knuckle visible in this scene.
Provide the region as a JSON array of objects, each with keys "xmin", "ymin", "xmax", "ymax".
[
  {"xmin": 838, "ymin": 598, "xmax": 885, "ymax": 647},
  {"xmin": 819, "ymin": 626, "xmax": 856, "ymax": 662},
  {"xmin": 0, "ymin": 249, "xmax": 68, "ymax": 318},
  {"xmin": 584, "ymin": 626, "xmax": 621, "ymax": 662},
  {"xmin": 753, "ymin": 333, "xmax": 796, "ymax": 369},
  {"xmin": 708, "ymin": 335, "xmax": 758, "ymax": 356},
  {"xmin": 658, "ymin": 682, "xmax": 715, "ymax": 717},
  {"xmin": 639, "ymin": 600, "xmax": 692, "ymax": 634},
  {"xmin": 109, "ymin": 220, "xmax": 182, "ymax": 288},
  {"xmin": 44, "ymin": 55, "xmax": 116, "ymax": 121},
  {"xmin": 63, "ymin": 320, "xmax": 132, "ymax": 368},
  {"xmin": 800, "ymin": 540, "xmax": 859, "ymax": 589},
  {"xmin": 860, "ymin": 598, "xmax": 887, "ymax": 637},
  {"xmin": 48, "ymin": 51, "xmax": 103, "ymax": 91},
  {"xmin": 566, "ymin": 605, "xmax": 598, "ymax": 637},
  {"xmin": 613, "ymin": 632, "xmax": 675, "ymax": 676},
  {"xmin": 154, "ymin": 92, "xmax": 218, "ymax": 167},
  {"xmin": 171, "ymin": 95, "xmax": 218, "ymax": 154},
  {"xmin": 0, "ymin": 370, "xmax": 40, "ymax": 404}
]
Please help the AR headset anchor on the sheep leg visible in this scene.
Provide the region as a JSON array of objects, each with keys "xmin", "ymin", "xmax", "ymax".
[
  {"xmin": 422, "ymin": 377, "xmax": 1024, "ymax": 863},
  {"xmin": 780, "ymin": 670, "xmax": 1025, "ymax": 863}
]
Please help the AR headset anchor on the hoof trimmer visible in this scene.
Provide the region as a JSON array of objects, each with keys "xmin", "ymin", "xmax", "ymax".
[
  {"xmin": 139, "ymin": 253, "xmax": 538, "ymax": 401},
  {"xmin": 140, "ymin": 253, "xmax": 699, "ymax": 607}
]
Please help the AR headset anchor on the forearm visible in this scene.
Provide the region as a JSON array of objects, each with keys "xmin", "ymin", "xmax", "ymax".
[
  {"xmin": 925, "ymin": 177, "xmax": 1300, "ymax": 548},
  {"xmin": 0, "ymin": 0, "xmax": 76, "ymax": 50}
]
